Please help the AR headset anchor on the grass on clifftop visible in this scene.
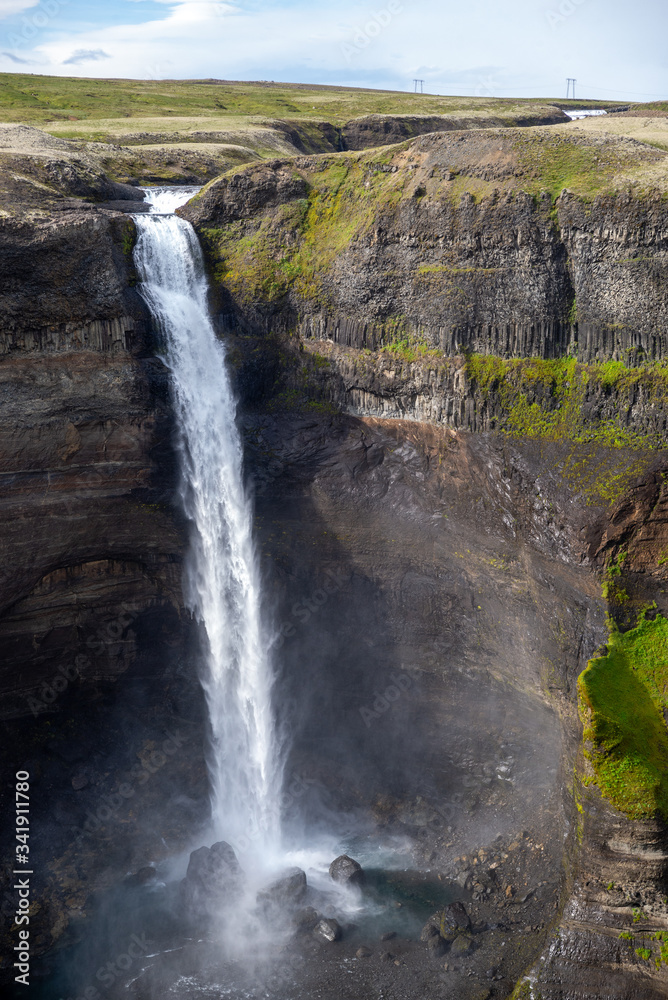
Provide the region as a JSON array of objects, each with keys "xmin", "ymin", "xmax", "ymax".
[
  {"xmin": 0, "ymin": 72, "xmax": 614, "ymax": 126},
  {"xmin": 512, "ymin": 130, "xmax": 658, "ymax": 200},
  {"xmin": 579, "ymin": 613, "xmax": 668, "ymax": 821}
]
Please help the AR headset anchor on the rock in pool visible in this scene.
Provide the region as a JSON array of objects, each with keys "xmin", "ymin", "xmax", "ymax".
[
  {"xmin": 257, "ymin": 867, "xmax": 307, "ymax": 909},
  {"xmin": 181, "ymin": 841, "xmax": 243, "ymax": 917},
  {"xmin": 329, "ymin": 854, "xmax": 365, "ymax": 887}
]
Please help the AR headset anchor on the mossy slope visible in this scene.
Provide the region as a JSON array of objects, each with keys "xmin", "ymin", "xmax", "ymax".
[
  {"xmin": 464, "ymin": 356, "xmax": 668, "ymax": 452},
  {"xmin": 579, "ymin": 614, "xmax": 668, "ymax": 820}
]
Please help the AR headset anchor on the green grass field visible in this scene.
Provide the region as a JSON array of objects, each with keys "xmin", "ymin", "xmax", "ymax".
[{"xmin": 0, "ymin": 72, "xmax": 620, "ymax": 127}]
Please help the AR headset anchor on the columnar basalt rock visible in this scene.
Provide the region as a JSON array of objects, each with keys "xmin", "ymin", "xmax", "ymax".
[{"xmin": 183, "ymin": 129, "xmax": 668, "ymax": 364}]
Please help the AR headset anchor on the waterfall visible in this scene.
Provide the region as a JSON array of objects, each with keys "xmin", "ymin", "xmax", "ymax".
[{"xmin": 133, "ymin": 187, "xmax": 282, "ymax": 861}]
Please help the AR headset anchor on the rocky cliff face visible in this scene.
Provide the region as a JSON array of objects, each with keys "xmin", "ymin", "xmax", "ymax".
[
  {"xmin": 183, "ymin": 128, "xmax": 668, "ymax": 364},
  {"xmin": 3, "ymin": 121, "xmax": 668, "ymax": 997},
  {"xmin": 184, "ymin": 128, "xmax": 668, "ymax": 996},
  {"xmin": 0, "ymin": 185, "xmax": 210, "ymax": 976},
  {"xmin": 0, "ymin": 199, "xmax": 187, "ymax": 718}
]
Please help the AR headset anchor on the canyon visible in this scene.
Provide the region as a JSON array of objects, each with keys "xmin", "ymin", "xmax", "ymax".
[{"xmin": 2, "ymin": 92, "xmax": 668, "ymax": 999}]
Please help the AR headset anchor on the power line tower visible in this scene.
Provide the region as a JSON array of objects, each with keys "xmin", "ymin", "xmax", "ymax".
[
  {"xmin": 566, "ymin": 77, "xmax": 577, "ymax": 100},
  {"xmin": 413, "ymin": 79, "xmax": 424, "ymax": 93}
]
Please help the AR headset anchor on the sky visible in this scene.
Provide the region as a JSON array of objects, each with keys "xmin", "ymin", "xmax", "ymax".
[{"xmin": 0, "ymin": 0, "xmax": 666, "ymax": 102}]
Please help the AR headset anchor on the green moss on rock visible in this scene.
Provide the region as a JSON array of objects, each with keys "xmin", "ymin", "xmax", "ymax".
[
  {"xmin": 579, "ymin": 613, "xmax": 668, "ymax": 820},
  {"xmin": 463, "ymin": 354, "xmax": 668, "ymax": 504}
]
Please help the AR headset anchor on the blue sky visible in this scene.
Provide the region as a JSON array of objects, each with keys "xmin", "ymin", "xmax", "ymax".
[{"xmin": 0, "ymin": 0, "xmax": 666, "ymax": 102}]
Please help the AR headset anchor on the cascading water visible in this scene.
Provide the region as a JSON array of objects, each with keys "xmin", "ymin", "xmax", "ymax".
[{"xmin": 132, "ymin": 187, "xmax": 282, "ymax": 863}]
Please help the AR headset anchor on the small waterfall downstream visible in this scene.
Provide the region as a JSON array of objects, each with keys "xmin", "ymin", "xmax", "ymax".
[{"xmin": 133, "ymin": 187, "xmax": 282, "ymax": 862}]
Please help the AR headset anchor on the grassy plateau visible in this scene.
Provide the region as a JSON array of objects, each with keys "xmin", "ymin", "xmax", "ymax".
[{"xmin": 0, "ymin": 72, "xmax": 618, "ymax": 128}]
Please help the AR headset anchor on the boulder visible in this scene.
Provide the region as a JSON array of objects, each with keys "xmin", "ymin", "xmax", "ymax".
[
  {"xmin": 125, "ymin": 865, "xmax": 158, "ymax": 887},
  {"xmin": 293, "ymin": 906, "xmax": 319, "ymax": 933},
  {"xmin": 328, "ymin": 855, "xmax": 365, "ymax": 887},
  {"xmin": 426, "ymin": 933, "xmax": 447, "ymax": 957},
  {"xmin": 420, "ymin": 913, "xmax": 442, "ymax": 941},
  {"xmin": 440, "ymin": 901, "xmax": 471, "ymax": 942},
  {"xmin": 450, "ymin": 932, "xmax": 474, "ymax": 956},
  {"xmin": 257, "ymin": 867, "xmax": 307, "ymax": 908},
  {"xmin": 313, "ymin": 917, "xmax": 342, "ymax": 943},
  {"xmin": 181, "ymin": 841, "xmax": 243, "ymax": 916}
]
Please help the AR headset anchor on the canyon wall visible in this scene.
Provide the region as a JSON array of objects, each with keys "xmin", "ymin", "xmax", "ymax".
[
  {"xmin": 183, "ymin": 126, "xmax": 668, "ymax": 996},
  {"xmin": 2, "ymin": 120, "xmax": 668, "ymax": 995},
  {"xmin": 0, "ymin": 206, "xmax": 187, "ymax": 719}
]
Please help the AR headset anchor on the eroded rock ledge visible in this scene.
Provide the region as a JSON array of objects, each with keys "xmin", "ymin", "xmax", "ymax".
[{"xmin": 183, "ymin": 128, "xmax": 668, "ymax": 364}]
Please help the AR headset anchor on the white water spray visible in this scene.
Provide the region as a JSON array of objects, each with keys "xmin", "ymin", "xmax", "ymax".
[{"xmin": 133, "ymin": 187, "xmax": 282, "ymax": 861}]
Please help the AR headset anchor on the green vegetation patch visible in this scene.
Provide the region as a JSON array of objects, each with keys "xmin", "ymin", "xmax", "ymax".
[
  {"xmin": 465, "ymin": 354, "xmax": 668, "ymax": 437},
  {"xmin": 619, "ymin": 929, "xmax": 668, "ymax": 969},
  {"xmin": 381, "ymin": 336, "xmax": 443, "ymax": 363},
  {"xmin": 200, "ymin": 154, "xmax": 406, "ymax": 306},
  {"xmin": 463, "ymin": 355, "xmax": 668, "ymax": 503},
  {"xmin": 512, "ymin": 131, "xmax": 659, "ymax": 200},
  {"xmin": 579, "ymin": 613, "xmax": 668, "ymax": 820}
]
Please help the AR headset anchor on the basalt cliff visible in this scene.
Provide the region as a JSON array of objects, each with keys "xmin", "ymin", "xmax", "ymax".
[{"xmin": 2, "ymin": 115, "xmax": 668, "ymax": 998}]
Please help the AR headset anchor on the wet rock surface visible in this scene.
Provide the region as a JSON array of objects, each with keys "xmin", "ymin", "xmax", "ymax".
[
  {"xmin": 329, "ymin": 854, "xmax": 365, "ymax": 886},
  {"xmin": 181, "ymin": 841, "xmax": 244, "ymax": 917},
  {"xmin": 258, "ymin": 867, "xmax": 308, "ymax": 909},
  {"xmin": 313, "ymin": 917, "xmax": 343, "ymax": 943}
]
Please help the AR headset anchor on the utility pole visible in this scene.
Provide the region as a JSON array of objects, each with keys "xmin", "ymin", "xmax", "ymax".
[
  {"xmin": 413, "ymin": 79, "xmax": 424, "ymax": 94},
  {"xmin": 566, "ymin": 77, "xmax": 577, "ymax": 100}
]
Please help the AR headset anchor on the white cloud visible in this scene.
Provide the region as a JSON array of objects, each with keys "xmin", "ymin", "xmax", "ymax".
[
  {"xmin": 168, "ymin": 2, "xmax": 237, "ymax": 24},
  {"xmin": 9, "ymin": 0, "xmax": 668, "ymax": 103},
  {"xmin": 1, "ymin": 48, "xmax": 36, "ymax": 62},
  {"xmin": 63, "ymin": 48, "xmax": 112, "ymax": 66},
  {"xmin": 0, "ymin": 0, "xmax": 39, "ymax": 18}
]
